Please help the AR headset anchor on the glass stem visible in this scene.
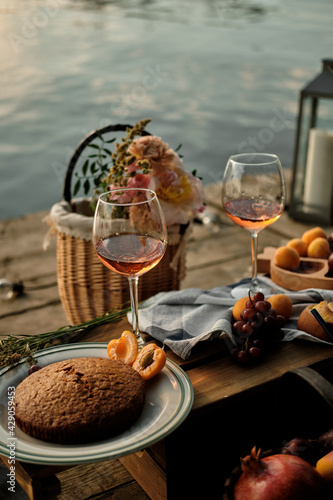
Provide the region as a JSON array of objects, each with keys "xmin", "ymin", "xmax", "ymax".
[
  {"xmin": 128, "ymin": 276, "xmax": 140, "ymax": 338},
  {"xmin": 250, "ymin": 231, "xmax": 259, "ymax": 291}
]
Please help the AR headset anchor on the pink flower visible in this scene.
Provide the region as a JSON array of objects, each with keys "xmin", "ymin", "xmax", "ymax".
[
  {"xmin": 129, "ymin": 136, "xmax": 178, "ymax": 171},
  {"xmin": 111, "ymin": 131, "xmax": 206, "ymax": 226},
  {"xmin": 107, "ymin": 174, "xmax": 150, "ymax": 203},
  {"xmin": 127, "ymin": 173, "xmax": 150, "ymax": 190},
  {"xmin": 127, "ymin": 162, "xmax": 139, "ymax": 173}
]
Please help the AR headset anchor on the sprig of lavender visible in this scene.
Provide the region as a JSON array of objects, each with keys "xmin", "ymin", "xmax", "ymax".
[
  {"xmin": 98, "ymin": 118, "xmax": 152, "ymax": 192},
  {"xmin": 0, "ymin": 307, "xmax": 130, "ymax": 369}
]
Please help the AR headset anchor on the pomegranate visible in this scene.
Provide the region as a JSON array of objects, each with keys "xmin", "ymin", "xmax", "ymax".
[{"xmin": 233, "ymin": 447, "xmax": 326, "ymax": 500}]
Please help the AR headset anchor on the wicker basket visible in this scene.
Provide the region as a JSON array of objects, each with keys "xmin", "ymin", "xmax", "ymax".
[{"xmin": 48, "ymin": 124, "xmax": 190, "ymax": 325}]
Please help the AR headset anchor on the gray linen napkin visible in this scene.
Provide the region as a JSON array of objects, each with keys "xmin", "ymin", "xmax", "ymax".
[{"xmin": 129, "ymin": 276, "xmax": 333, "ymax": 360}]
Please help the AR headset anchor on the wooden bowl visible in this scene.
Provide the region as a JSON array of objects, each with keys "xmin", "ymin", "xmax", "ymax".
[{"xmin": 257, "ymin": 247, "xmax": 333, "ymax": 291}]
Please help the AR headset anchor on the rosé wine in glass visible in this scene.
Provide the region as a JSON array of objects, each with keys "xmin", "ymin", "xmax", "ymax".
[
  {"xmin": 222, "ymin": 153, "xmax": 286, "ymax": 299},
  {"xmin": 96, "ymin": 233, "xmax": 166, "ymax": 276},
  {"xmin": 93, "ymin": 188, "xmax": 167, "ymax": 345}
]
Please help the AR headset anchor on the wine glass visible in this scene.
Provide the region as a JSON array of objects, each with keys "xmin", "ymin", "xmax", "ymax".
[
  {"xmin": 92, "ymin": 188, "xmax": 167, "ymax": 345},
  {"xmin": 221, "ymin": 153, "xmax": 286, "ymax": 299}
]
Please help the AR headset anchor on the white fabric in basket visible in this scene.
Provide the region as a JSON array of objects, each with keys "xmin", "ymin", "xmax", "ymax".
[
  {"xmin": 46, "ymin": 199, "xmax": 94, "ymax": 241},
  {"xmin": 44, "ymin": 199, "xmax": 190, "ymax": 244}
]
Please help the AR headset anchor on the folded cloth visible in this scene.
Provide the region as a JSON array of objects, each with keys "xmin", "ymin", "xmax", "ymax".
[{"xmin": 128, "ymin": 276, "xmax": 333, "ymax": 360}]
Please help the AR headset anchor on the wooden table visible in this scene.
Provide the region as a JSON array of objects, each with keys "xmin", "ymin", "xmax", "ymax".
[{"xmin": 2, "ymin": 180, "xmax": 333, "ymax": 499}]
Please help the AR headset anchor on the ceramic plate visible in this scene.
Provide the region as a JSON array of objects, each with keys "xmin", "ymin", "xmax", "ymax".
[{"xmin": 0, "ymin": 343, "xmax": 193, "ymax": 465}]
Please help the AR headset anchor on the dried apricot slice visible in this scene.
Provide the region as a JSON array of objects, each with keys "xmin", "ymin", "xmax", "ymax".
[
  {"xmin": 132, "ymin": 343, "xmax": 166, "ymax": 380},
  {"xmin": 107, "ymin": 330, "xmax": 138, "ymax": 365}
]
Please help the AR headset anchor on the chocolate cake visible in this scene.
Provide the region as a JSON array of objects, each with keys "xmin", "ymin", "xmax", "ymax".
[{"xmin": 14, "ymin": 357, "xmax": 145, "ymax": 444}]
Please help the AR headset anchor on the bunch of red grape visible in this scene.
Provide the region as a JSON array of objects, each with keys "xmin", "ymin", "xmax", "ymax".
[{"xmin": 231, "ymin": 292, "xmax": 286, "ymax": 365}]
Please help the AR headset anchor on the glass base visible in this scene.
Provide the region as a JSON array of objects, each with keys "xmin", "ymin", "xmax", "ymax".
[
  {"xmin": 230, "ymin": 279, "xmax": 276, "ymax": 300},
  {"xmin": 135, "ymin": 331, "xmax": 152, "ymax": 348},
  {"xmin": 136, "ymin": 334, "xmax": 146, "ymax": 348}
]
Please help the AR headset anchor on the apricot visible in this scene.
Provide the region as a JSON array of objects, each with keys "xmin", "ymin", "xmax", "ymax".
[
  {"xmin": 267, "ymin": 294, "xmax": 293, "ymax": 320},
  {"xmin": 307, "ymin": 237, "xmax": 330, "ymax": 259},
  {"xmin": 107, "ymin": 330, "xmax": 138, "ymax": 365},
  {"xmin": 286, "ymin": 238, "xmax": 308, "ymax": 257},
  {"xmin": 232, "ymin": 296, "xmax": 249, "ymax": 321},
  {"xmin": 316, "ymin": 449, "xmax": 333, "ymax": 481},
  {"xmin": 274, "ymin": 246, "xmax": 300, "ymax": 271},
  {"xmin": 132, "ymin": 343, "xmax": 166, "ymax": 380},
  {"xmin": 302, "ymin": 226, "xmax": 327, "ymax": 246}
]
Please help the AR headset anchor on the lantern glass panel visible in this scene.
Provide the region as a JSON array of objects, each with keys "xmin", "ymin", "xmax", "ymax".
[
  {"xmin": 316, "ymin": 98, "xmax": 333, "ymax": 129},
  {"xmin": 290, "ymin": 59, "xmax": 333, "ymax": 224},
  {"xmin": 293, "ymin": 96, "xmax": 314, "ymax": 205},
  {"xmin": 291, "ymin": 98, "xmax": 333, "ymax": 224}
]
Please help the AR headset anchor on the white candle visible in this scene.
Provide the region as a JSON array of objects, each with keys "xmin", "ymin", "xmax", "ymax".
[{"xmin": 304, "ymin": 128, "xmax": 333, "ymax": 210}]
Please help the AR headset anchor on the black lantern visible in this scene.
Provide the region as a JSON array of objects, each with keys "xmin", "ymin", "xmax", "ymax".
[{"xmin": 289, "ymin": 59, "xmax": 333, "ymax": 224}]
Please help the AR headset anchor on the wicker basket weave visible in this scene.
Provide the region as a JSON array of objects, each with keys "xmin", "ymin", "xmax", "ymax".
[{"xmin": 49, "ymin": 124, "xmax": 189, "ymax": 325}]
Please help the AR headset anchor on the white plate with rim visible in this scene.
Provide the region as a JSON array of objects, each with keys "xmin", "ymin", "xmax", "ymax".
[{"xmin": 0, "ymin": 342, "xmax": 194, "ymax": 465}]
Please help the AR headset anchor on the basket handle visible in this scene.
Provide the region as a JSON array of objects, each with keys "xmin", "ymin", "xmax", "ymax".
[
  {"xmin": 62, "ymin": 123, "xmax": 151, "ymax": 203},
  {"xmin": 274, "ymin": 366, "xmax": 333, "ymax": 441},
  {"xmin": 278, "ymin": 366, "xmax": 333, "ymax": 409}
]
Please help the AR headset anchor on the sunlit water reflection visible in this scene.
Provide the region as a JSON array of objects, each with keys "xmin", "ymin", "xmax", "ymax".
[{"xmin": 0, "ymin": 0, "xmax": 332, "ymax": 218}]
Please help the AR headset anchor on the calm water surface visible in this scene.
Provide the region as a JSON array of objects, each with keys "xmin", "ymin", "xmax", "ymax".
[{"xmin": 1, "ymin": 0, "xmax": 333, "ymax": 219}]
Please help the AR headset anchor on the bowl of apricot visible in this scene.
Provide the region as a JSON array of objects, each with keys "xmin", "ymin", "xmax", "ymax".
[{"xmin": 257, "ymin": 227, "xmax": 333, "ymax": 291}]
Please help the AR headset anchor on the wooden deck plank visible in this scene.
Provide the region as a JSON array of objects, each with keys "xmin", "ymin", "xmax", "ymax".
[
  {"xmin": 0, "ymin": 303, "xmax": 67, "ymax": 337},
  {"xmin": 0, "ymin": 212, "xmax": 51, "ymax": 260},
  {"xmin": 56, "ymin": 458, "xmax": 150, "ymax": 500}
]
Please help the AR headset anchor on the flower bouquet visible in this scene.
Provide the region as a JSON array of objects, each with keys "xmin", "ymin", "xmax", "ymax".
[{"xmin": 47, "ymin": 119, "xmax": 205, "ymax": 325}]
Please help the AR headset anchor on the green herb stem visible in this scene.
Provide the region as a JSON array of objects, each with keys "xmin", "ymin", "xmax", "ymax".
[{"xmin": 0, "ymin": 307, "xmax": 131, "ymax": 369}]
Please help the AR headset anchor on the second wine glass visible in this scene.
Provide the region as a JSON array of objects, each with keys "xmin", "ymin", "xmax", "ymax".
[
  {"xmin": 221, "ymin": 153, "xmax": 286, "ymax": 299},
  {"xmin": 92, "ymin": 188, "xmax": 167, "ymax": 345}
]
